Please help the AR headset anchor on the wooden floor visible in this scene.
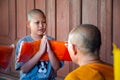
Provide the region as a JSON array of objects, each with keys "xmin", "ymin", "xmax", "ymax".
[
  {"xmin": 0, "ymin": 73, "xmax": 64, "ymax": 80},
  {"xmin": 0, "ymin": 73, "xmax": 19, "ymax": 80}
]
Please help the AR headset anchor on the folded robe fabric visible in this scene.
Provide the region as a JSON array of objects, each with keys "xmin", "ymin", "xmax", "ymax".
[
  {"xmin": 0, "ymin": 45, "xmax": 14, "ymax": 69},
  {"xmin": 17, "ymin": 40, "xmax": 71, "ymax": 63}
]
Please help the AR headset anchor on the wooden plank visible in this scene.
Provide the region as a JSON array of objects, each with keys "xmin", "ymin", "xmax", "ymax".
[
  {"xmin": 26, "ymin": 0, "xmax": 34, "ymax": 35},
  {"xmin": 0, "ymin": 0, "xmax": 9, "ymax": 36},
  {"xmin": 9, "ymin": 0, "xmax": 16, "ymax": 42},
  {"xmin": 56, "ymin": 0, "xmax": 69, "ymax": 41},
  {"xmin": 16, "ymin": 0, "xmax": 27, "ymax": 39},
  {"xmin": 26, "ymin": 0, "xmax": 34, "ymax": 11},
  {"xmin": 105, "ymin": 0, "xmax": 113, "ymax": 64},
  {"xmin": 69, "ymin": 0, "xmax": 81, "ymax": 31},
  {"xmin": 0, "ymin": 0, "xmax": 11, "ymax": 45},
  {"xmin": 35, "ymin": 0, "xmax": 46, "ymax": 13},
  {"xmin": 113, "ymin": 0, "xmax": 120, "ymax": 47},
  {"xmin": 82, "ymin": 0, "xmax": 97, "ymax": 26},
  {"xmin": 46, "ymin": 0, "xmax": 56, "ymax": 38},
  {"xmin": 99, "ymin": 0, "xmax": 113, "ymax": 64}
]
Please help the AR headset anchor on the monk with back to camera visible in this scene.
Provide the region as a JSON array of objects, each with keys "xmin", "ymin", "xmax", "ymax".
[{"xmin": 64, "ymin": 24, "xmax": 114, "ymax": 80}]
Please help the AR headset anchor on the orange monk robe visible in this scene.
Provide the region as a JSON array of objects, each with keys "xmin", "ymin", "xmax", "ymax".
[{"xmin": 65, "ymin": 62, "xmax": 114, "ymax": 80}]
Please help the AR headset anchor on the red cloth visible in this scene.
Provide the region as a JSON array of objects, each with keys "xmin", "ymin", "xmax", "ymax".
[
  {"xmin": 17, "ymin": 40, "xmax": 71, "ymax": 63},
  {"xmin": 0, "ymin": 45, "xmax": 13, "ymax": 69}
]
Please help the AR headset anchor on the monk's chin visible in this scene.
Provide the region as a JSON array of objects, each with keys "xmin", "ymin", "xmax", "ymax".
[{"xmin": 37, "ymin": 32, "xmax": 44, "ymax": 35}]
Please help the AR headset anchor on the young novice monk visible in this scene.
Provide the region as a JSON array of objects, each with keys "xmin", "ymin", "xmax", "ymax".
[
  {"xmin": 65, "ymin": 24, "xmax": 114, "ymax": 80},
  {"xmin": 15, "ymin": 9, "xmax": 63, "ymax": 80}
]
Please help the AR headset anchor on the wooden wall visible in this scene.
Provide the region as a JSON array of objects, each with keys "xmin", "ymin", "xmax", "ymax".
[{"xmin": 0, "ymin": 0, "xmax": 119, "ymax": 78}]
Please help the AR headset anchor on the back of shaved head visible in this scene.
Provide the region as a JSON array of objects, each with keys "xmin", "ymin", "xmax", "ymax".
[{"xmin": 68, "ymin": 24, "xmax": 101, "ymax": 54}]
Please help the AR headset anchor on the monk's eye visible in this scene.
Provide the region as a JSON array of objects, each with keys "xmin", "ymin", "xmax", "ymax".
[
  {"xmin": 42, "ymin": 20, "xmax": 46, "ymax": 24},
  {"xmin": 35, "ymin": 21, "xmax": 40, "ymax": 24}
]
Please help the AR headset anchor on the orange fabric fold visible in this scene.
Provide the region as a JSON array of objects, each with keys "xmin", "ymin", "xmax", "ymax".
[
  {"xmin": 17, "ymin": 40, "xmax": 71, "ymax": 63},
  {"xmin": 0, "ymin": 45, "xmax": 13, "ymax": 69},
  {"xmin": 65, "ymin": 63, "xmax": 114, "ymax": 80}
]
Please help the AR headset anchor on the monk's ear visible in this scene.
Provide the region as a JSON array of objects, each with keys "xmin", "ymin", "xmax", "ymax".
[
  {"xmin": 26, "ymin": 21, "xmax": 30, "ymax": 28},
  {"xmin": 72, "ymin": 44, "xmax": 77, "ymax": 55}
]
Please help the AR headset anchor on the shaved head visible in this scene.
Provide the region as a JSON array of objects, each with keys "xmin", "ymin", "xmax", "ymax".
[
  {"xmin": 68, "ymin": 24, "xmax": 101, "ymax": 54},
  {"xmin": 27, "ymin": 9, "xmax": 46, "ymax": 21}
]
